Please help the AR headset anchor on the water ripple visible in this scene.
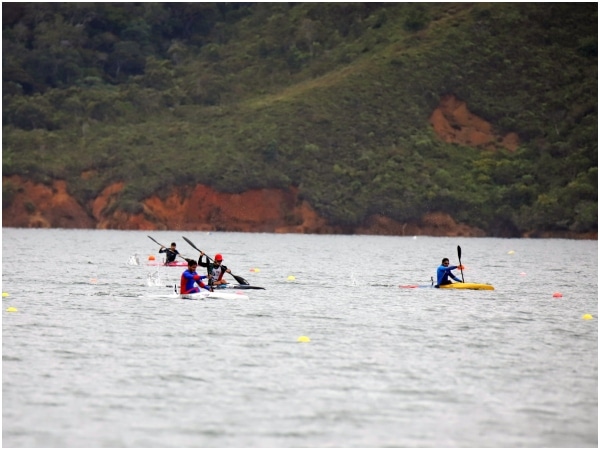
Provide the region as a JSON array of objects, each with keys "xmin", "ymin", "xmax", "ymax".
[{"xmin": 2, "ymin": 230, "xmax": 597, "ymax": 447}]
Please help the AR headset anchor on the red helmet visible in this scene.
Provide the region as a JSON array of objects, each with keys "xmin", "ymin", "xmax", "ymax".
[{"xmin": 214, "ymin": 253, "xmax": 223, "ymax": 261}]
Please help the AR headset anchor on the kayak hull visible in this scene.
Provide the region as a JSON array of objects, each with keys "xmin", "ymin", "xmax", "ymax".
[
  {"xmin": 214, "ymin": 284, "xmax": 265, "ymax": 290},
  {"xmin": 180, "ymin": 291, "xmax": 249, "ymax": 300},
  {"xmin": 399, "ymin": 283, "xmax": 494, "ymax": 290},
  {"xmin": 439, "ymin": 282, "xmax": 494, "ymax": 290},
  {"xmin": 147, "ymin": 261, "xmax": 187, "ymax": 267}
]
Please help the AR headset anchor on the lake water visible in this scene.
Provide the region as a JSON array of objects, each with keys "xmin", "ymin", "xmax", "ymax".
[{"xmin": 2, "ymin": 228, "xmax": 597, "ymax": 447}]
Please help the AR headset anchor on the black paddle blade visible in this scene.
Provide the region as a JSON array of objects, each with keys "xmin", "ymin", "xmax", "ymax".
[
  {"xmin": 232, "ymin": 273, "xmax": 250, "ymax": 285},
  {"xmin": 148, "ymin": 235, "xmax": 164, "ymax": 247},
  {"xmin": 457, "ymin": 245, "xmax": 464, "ymax": 283}
]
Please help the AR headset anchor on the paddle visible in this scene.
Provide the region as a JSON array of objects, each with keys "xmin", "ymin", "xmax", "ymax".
[
  {"xmin": 147, "ymin": 235, "xmax": 187, "ymax": 263},
  {"xmin": 457, "ymin": 245, "xmax": 465, "ymax": 282},
  {"xmin": 181, "ymin": 236, "xmax": 250, "ymax": 285}
]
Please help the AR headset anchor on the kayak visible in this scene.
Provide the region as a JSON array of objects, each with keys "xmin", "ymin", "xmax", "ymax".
[
  {"xmin": 213, "ymin": 284, "xmax": 265, "ymax": 290},
  {"xmin": 439, "ymin": 282, "xmax": 494, "ymax": 290},
  {"xmin": 180, "ymin": 291, "xmax": 249, "ymax": 300},
  {"xmin": 147, "ymin": 261, "xmax": 187, "ymax": 267},
  {"xmin": 399, "ymin": 282, "xmax": 494, "ymax": 290}
]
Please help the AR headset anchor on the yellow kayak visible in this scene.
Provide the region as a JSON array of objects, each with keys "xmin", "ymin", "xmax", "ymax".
[{"xmin": 439, "ymin": 282, "xmax": 494, "ymax": 290}]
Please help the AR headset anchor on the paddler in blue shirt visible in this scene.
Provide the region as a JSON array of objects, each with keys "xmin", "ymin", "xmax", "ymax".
[
  {"xmin": 180, "ymin": 259, "xmax": 211, "ymax": 294},
  {"xmin": 435, "ymin": 257, "xmax": 463, "ymax": 287}
]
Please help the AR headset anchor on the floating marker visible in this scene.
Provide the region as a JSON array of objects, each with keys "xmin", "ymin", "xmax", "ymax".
[
  {"xmin": 287, "ymin": 275, "xmax": 296, "ymax": 281},
  {"xmin": 552, "ymin": 292, "xmax": 563, "ymax": 298},
  {"xmin": 6, "ymin": 307, "xmax": 17, "ymax": 312},
  {"xmin": 250, "ymin": 268, "xmax": 260, "ymax": 273},
  {"xmin": 2, "ymin": 292, "xmax": 9, "ymax": 297},
  {"xmin": 148, "ymin": 255, "xmax": 155, "ymax": 261},
  {"xmin": 520, "ymin": 272, "xmax": 527, "ymax": 276},
  {"xmin": 90, "ymin": 278, "xmax": 98, "ymax": 284},
  {"xmin": 582, "ymin": 314, "xmax": 593, "ymax": 320},
  {"xmin": 297, "ymin": 336, "xmax": 311, "ymax": 343},
  {"xmin": 508, "ymin": 250, "xmax": 515, "ymax": 254}
]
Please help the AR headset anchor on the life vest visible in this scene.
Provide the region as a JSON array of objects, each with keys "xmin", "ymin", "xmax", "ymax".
[{"xmin": 210, "ymin": 265, "xmax": 227, "ymax": 282}]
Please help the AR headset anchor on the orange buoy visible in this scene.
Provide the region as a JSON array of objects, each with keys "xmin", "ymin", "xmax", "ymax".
[
  {"xmin": 552, "ymin": 292, "xmax": 563, "ymax": 298},
  {"xmin": 148, "ymin": 255, "xmax": 155, "ymax": 261}
]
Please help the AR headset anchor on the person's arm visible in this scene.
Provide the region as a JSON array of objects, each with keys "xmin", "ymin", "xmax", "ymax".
[
  {"xmin": 197, "ymin": 253, "xmax": 209, "ymax": 267},
  {"xmin": 450, "ymin": 272, "xmax": 462, "ymax": 282},
  {"xmin": 159, "ymin": 247, "xmax": 166, "ymax": 253},
  {"xmin": 195, "ymin": 274, "xmax": 211, "ymax": 291}
]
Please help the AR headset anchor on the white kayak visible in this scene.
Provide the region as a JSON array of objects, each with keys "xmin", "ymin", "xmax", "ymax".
[{"xmin": 180, "ymin": 291, "xmax": 249, "ymax": 300}]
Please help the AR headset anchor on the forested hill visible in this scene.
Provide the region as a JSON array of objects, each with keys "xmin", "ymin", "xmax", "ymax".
[{"xmin": 2, "ymin": 3, "xmax": 597, "ymax": 236}]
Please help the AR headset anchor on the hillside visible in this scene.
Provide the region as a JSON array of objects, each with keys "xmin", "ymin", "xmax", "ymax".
[{"xmin": 2, "ymin": 3, "xmax": 597, "ymax": 237}]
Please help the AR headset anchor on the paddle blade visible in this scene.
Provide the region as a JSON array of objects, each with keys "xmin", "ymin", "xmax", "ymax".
[
  {"xmin": 232, "ymin": 273, "xmax": 250, "ymax": 285},
  {"xmin": 457, "ymin": 245, "xmax": 465, "ymax": 283},
  {"xmin": 148, "ymin": 235, "xmax": 164, "ymax": 247}
]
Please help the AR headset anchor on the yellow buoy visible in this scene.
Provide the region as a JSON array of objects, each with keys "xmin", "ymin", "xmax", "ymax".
[
  {"xmin": 297, "ymin": 336, "xmax": 311, "ymax": 343},
  {"xmin": 250, "ymin": 268, "xmax": 260, "ymax": 273},
  {"xmin": 508, "ymin": 250, "xmax": 515, "ymax": 254},
  {"xmin": 2, "ymin": 292, "xmax": 9, "ymax": 297},
  {"xmin": 582, "ymin": 314, "xmax": 593, "ymax": 320},
  {"xmin": 287, "ymin": 275, "xmax": 296, "ymax": 281},
  {"xmin": 6, "ymin": 307, "xmax": 18, "ymax": 312}
]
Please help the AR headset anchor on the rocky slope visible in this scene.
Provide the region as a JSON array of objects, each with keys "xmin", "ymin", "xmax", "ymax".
[{"xmin": 3, "ymin": 97, "xmax": 595, "ymax": 239}]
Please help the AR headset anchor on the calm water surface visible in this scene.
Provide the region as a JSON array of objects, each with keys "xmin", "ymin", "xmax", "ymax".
[{"xmin": 2, "ymin": 229, "xmax": 598, "ymax": 447}]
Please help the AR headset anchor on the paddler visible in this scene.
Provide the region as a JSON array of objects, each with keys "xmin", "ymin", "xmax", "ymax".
[
  {"xmin": 435, "ymin": 258, "xmax": 464, "ymax": 287},
  {"xmin": 159, "ymin": 242, "xmax": 180, "ymax": 265},
  {"xmin": 198, "ymin": 252, "xmax": 233, "ymax": 287},
  {"xmin": 180, "ymin": 259, "xmax": 211, "ymax": 294}
]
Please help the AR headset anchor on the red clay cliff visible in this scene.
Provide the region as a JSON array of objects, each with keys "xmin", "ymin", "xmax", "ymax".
[{"xmin": 3, "ymin": 96, "xmax": 595, "ymax": 239}]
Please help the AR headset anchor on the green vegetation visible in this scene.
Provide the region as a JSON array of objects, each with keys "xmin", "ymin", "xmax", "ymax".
[{"xmin": 2, "ymin": 3, "xmax": 597, "ymax": 236}]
